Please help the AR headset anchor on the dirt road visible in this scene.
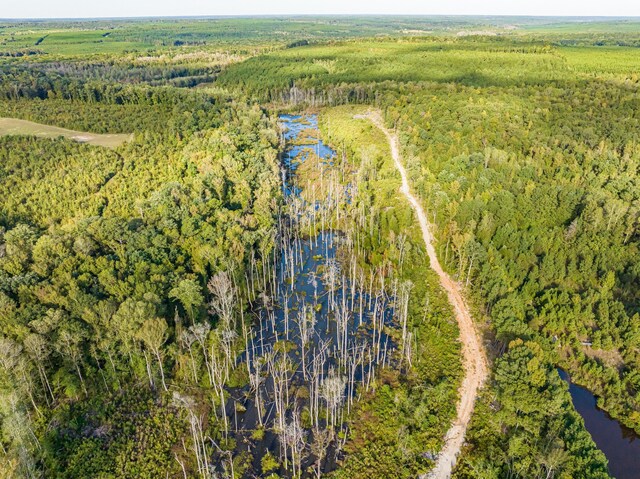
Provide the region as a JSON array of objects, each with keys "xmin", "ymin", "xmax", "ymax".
[{"xmin": 360, "ymin": 112, "xmax": 488, "ymax": 479}]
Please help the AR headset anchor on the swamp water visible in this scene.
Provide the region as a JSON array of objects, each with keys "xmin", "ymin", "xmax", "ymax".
[
  {"xmin": 559, "ymin": 369, "xmax": 640, "ymax": 478},
  {"xmin": 217, "ymin": 114, "xmax": 400, "ymax": 478}
]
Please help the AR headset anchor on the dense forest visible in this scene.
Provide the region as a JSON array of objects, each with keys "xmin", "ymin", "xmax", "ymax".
[
  {"xmin": 0, "ymin": 95, "xmax": 284, "ymax": 477},
  {"xmin": 0, "ymin": 15, "xmax": 638, "ymax": 479},
  {"xmin": 215, "ymin": 31, "xmax": 639, "ymax": 476}
]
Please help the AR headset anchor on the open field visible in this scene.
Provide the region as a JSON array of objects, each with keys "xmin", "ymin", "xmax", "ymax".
[
  {"xmin": 0, "ymin": 117, "xmax": 131, "ymax": 147},
  {"xmin": 1, "ymin": 17, "xmax": 639, "ymax": 59}
]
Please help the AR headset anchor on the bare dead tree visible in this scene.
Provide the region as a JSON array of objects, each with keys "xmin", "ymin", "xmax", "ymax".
[
  {"xmin": 311, "ymin": 425, "xmax": 331, "ymax": 479},
  {"xmin": 248, "ymin": 356, "xmax": 265, "ymax": 427},
  {"xmin": 267, "ymin": 349, "xmax": 293, "ymax": 437},
  {"xmin": 323, "ymin": 259, "xmax": 340, "ymax": 306},
  {"xmin": 320, "ymin": 368, "xmax": 346, "ymax": 431},
  {"xmin": 309, "ymin": 340, "xmax": 330, "ymax": 429},
  {"xmin": 179, "ymin": 328, "xmax": 199, "ymax": 384},
  {"xmin": 136, "ymin": 317, "xmax": 169, "ymax": 391},
  {"xmin": 188, "ymin": 322, "xmax": 212, "ymax": 386},
  {"xmin": 23, "ymin": 334, "xmax": 54, "ymax": 404},
  {"xmin": 55, "ymin": 329, "xmax": 87, "ymax": 396},
  {"xmin": 220, "ymin": 328, "xmax": 238, "ymax": 381},
  {"xmin": 172, "ymin": 392, "xmax": 211, "ymax": 479},
  {"xmin": 398, "ymin": 280, "xmax": 414, "ymax": 369},
  {"xmin": 296, "ymin": 304, "xmax": 315, "ymax": 380},
  {"xmin": 282, "ymin": 405, "xmax": 306, "ymax": 477},
  {"xmin": 208, "ymin": 271, "xmax": 238, "ymax": 330}
]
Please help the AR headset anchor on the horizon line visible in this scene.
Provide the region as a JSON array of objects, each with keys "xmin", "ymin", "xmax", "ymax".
[{"xmin": 2, "ymin": 13, "xmax": 640, "ymax": 21}]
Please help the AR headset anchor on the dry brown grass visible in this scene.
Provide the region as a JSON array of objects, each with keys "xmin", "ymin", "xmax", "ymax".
[{"xmin": 583, "ymin": 346, "xmax": 625, "ymax": 370}]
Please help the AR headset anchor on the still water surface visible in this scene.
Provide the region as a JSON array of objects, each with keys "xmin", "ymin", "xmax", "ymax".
[{"xmin": 559, "ymin": 369, "xmax": 640, "ymax": 479}]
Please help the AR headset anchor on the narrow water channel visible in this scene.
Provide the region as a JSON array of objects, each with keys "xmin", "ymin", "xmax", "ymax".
[{"xmin": 559, "ymin": 369, "xmax": 640, "ymax": 479}]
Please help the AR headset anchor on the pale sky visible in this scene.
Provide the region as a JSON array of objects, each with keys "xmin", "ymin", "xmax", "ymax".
[{"xmin": 2, "ymin": 0, "xmax": 639, "ymax": 19}]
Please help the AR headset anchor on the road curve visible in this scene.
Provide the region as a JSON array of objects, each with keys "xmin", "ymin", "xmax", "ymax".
[{"xmin": 358, "ymin": 111, "xmax": 489, "ymax": 479}]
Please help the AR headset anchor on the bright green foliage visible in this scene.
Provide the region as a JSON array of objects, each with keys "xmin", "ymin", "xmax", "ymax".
[
  {"xmin": 0, "ymin": 50, "xmax": 282, "ymax": 477},
  {"xmin": 380, "ymin": 77, "xmax": 640, "ymax": 435},
  {"xmin": 169, "ymin": 279, "xmax": 204, "ymax": 322},
  {"xmin": 1, "ymin": 16, "xmax": 638, "ymax": 479},
  {"xmin": 0, "ymin": 137, "xmax": 121, "ymax": 226},
  {"xmin": 456, "ymin": 340, "xmax": 609, "ymax": 479},
  {"xmin": 42, "ymin": 390, "xmax": 186, "ymax": 479},
  {"xmin": 219, "ymin": 40, "xmax": 568, "ymax": 100},
  {"xmin": 262, "ymin": 451, "xmax": 280, "ymax": 474},
  {"xmin": 316, "ymin": 106, "xmax": 462, "ymax": 478}
]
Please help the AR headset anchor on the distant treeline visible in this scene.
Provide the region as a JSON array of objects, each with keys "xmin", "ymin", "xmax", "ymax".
[{"xmin": 0, "ymin": 65, "xmax": 228, "ymax": 134}]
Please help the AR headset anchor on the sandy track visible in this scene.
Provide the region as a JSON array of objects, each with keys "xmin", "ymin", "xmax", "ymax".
[{"xmin": 359, "ymin": 112, "xmax": 488, "ymax": 479}]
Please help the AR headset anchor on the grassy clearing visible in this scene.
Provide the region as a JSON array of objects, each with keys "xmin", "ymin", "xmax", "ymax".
[
  {"xmin": 0, "ymin": 117, "xmax": 131, "ymax": 148},
  {"xmin": 559, "ymin": 46, "xmax": 640, "ymax": 77}
]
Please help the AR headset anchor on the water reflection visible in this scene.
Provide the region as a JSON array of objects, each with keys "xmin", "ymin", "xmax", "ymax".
[{"xmin": 559, "ymin": 369, "xmax": 640, "ymax": 479}]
